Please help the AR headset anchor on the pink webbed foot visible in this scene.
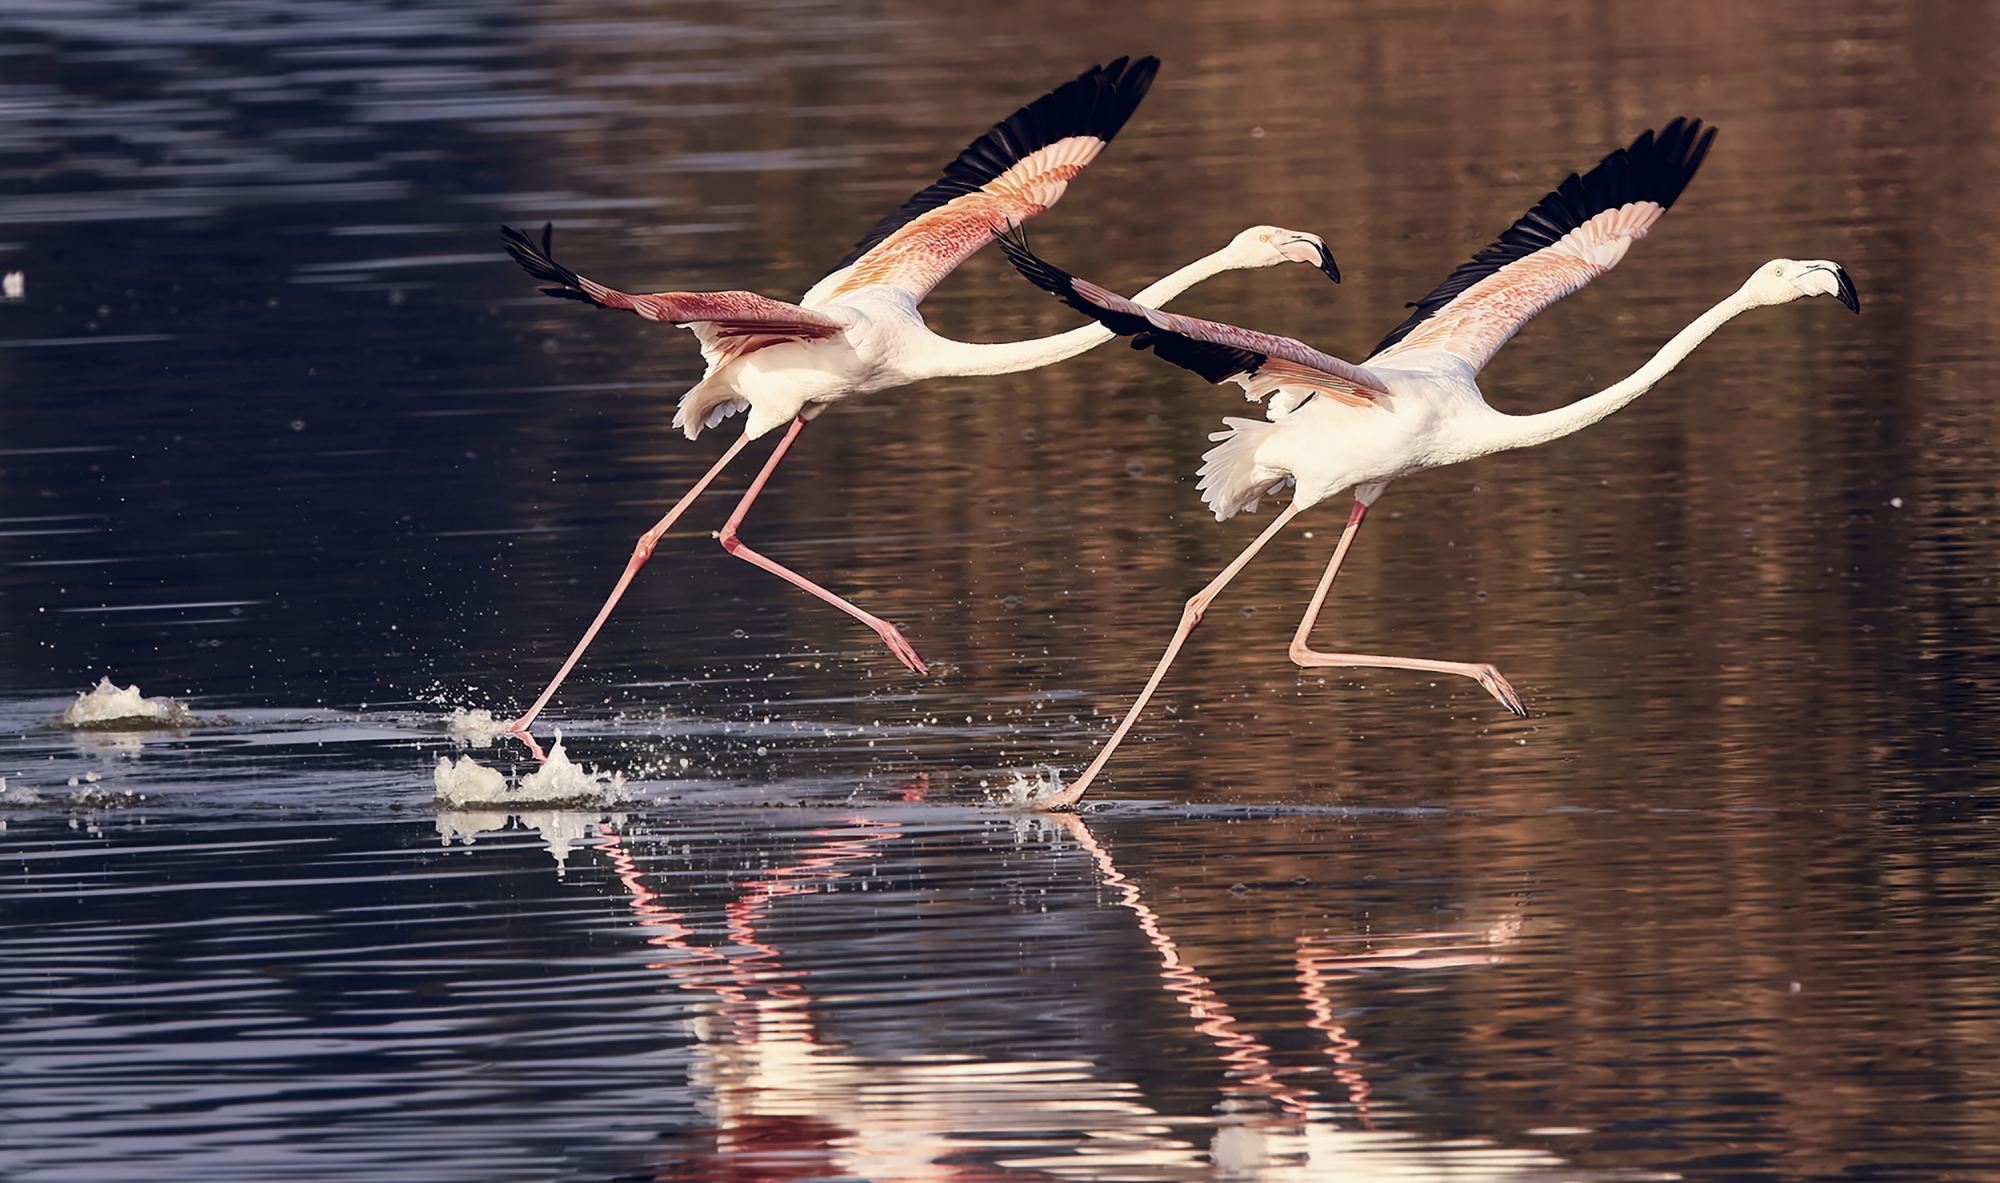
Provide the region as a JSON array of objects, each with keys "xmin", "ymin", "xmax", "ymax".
[
  {"xmin": 876, "ymin": 623, "xmax": 928, "ymax": 674},
  {"xmin": 1471, "ymin": 664, "xmax": 1526, "ymax": 716},
  {"xmin": 1032, "ymin": 779, "xmax": 1085, "ymax": 812},
  {"xmin": 505, "ymin": 722, "xmax": 547, "ymax": 761}
]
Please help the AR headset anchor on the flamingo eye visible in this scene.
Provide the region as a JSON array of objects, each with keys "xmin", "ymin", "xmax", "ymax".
[{"xmin": 1259, "ymin": 233, "xmax": 1271, "ymax": 242}]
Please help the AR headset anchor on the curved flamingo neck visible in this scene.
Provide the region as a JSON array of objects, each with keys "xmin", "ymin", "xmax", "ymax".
[
  {"xmin": 909, "ymin": 244, "xmax": 1255, "ymax": 379},
  {"xmin": 1469, "ymin": 286, "xmax": 1758, "ymax": 456}
]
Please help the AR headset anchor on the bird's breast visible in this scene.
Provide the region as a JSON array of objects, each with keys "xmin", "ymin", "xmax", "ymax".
[
  {"xmin": 732, "ymin": 342, "xmax": 867, "ymax": 402},
  {"xmin": 1266, "ymin": 380, "xmax": 1466, "ymax": 501}
]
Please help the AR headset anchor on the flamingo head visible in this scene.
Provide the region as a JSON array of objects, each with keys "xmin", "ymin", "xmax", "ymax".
[
  {"xmin": 1230, "ymin": 225, "xmax": 1340, "ymax": 283},
  {"xmin": 1744, "ymin": 259, "xmax": 1860, "ymax": 313}
]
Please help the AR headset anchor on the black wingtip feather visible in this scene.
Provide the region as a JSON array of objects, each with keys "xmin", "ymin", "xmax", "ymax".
[
  {"xmin": 993, "ymin": 223, "xmax": 1155, "ymax": 336},
  {"xmin": 830, "ymin": 56, "xmax": 1161, "ymax": 273},
  {"xmin": 995, "ymin": 223, "xmax": 1268, "ymax": 386},
  {"xmin": 1130, "ymin": 329, "xmax": 1269, "ymax": 387},
  {"xmin": 501, "ymin": 222, "xmax": 603, "ymax": 306},
  {"xmin": 1366, "ymin": 118, "xmax": 1718, "ymax": 359}
]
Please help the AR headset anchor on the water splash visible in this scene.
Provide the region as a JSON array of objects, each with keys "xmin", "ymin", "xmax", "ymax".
[
  {"xmin": 445, "ymin": 707, "xmax": 509, "ymax": 747},
  {"xmin": 988, "ymin": 767, "xmax": 1066, "ymax": 810},
  {"xmin": 518, "ymin": 734, "xmax": 630, "ymax": 803},
  {"xmin": 0, "ymin": 779, "xmax": 147, "ymax": 809},
  {"xmin": 59, "ymin": 677, "xmax": 196, "ymax": 729},
  {"xmin": 433, "ymin": 732, "xmax": 630, "ymax": 808},
  {"xmin": 433, "ymin": 752, "xmax": 509, "ymax": 805}
]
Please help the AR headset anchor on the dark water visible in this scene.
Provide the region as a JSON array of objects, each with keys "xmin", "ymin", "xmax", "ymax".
[{"xmin": 5, "ymin": 1, "xmax": 1999, "ymax": 1179}]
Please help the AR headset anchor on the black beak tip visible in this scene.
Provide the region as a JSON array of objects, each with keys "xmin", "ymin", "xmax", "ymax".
[
  {"xmin": 1835, "ymin": 267, "xmax": 1860, "ymax": 314},
  {"xmin": 1315, "ymin": 243, "xmax": 1341, "ymax": 284}
]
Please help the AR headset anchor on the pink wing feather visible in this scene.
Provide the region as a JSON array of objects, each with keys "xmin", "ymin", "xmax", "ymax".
[
  {"xmin": 994, "ymin": 227, "xmax": 1386, "ymax": 413},
  {"xmin": 1083, "ymin": 283, "xmax": 1390, "ymax": 399},
  {"xmin": 500, "ymin": 223, "xmax": 844, "ymax": 365},
  {"xmin": 1367, "ymin": 118, "xmax": 1717, "ymax": 372},
  {"xmin": 820, "ymin": 136, "xmax": 1107, "ymax": 302},
  {"xmin": 809, "ymin": 57, "xmax": 1158, "ymax": 304},
  {"xmin": 584, "ymin": 285, "xmax": 844, "ymax": 341},
  {"xmin": 1370, "ymin": 201, "xmax": 1664, "ymax": 370}
]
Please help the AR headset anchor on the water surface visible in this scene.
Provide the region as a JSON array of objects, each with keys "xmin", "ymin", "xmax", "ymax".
[{"xmin": 4, "ymin": 1, "xmax": 1999, "ymax": 1179}]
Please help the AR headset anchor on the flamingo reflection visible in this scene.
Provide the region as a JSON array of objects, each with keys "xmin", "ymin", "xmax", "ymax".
[
  {"xmin": 1053, "ymin": 813, "xmax": 1524, "ymax": 1119},
  {"xmin": 1045, "ymin": 812, "xmax": 1315, "ymax": 1121},
  {"xmin": 1292, "ymin": 915, "xmax": 1523, "ymax": 1133},
  {"xmin": 593, "ymin": 798, "xmax": 1236, "ymax": 1179},
  {"xmin": 590, "ymin": 804, "xmax": 1557, "ymax": 1181}
]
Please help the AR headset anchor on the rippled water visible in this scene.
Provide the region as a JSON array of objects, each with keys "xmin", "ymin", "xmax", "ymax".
[{"xmin": 4, "ymin": 1, "xmax": 1999, "ymax": 1179}]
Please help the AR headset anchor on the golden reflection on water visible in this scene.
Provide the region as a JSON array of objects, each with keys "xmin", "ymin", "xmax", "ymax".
[
  {"xmin": 579, "ymin": 806, "xmax": 1569, "ymax": 1181},
  {"xmin": 597, "ymin": 816, "xmax": 1215, "ymax": 1179},
  {"xmin": 2, "ymin": 1, "xmax": 1997, "ymax": 1178}
]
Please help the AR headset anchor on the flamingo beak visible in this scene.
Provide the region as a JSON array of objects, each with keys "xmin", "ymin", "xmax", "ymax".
[
  {"xmin": 1830, "ymin": 264, "xmax": 1860, "ymax": 314},
  {"xmin": 1295, "ymin": 237, "xmax": 1340, "ymax": 284}
]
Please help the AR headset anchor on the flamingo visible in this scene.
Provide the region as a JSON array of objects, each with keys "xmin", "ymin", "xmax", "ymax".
[
  {"xmin": 996, "ymin": 117, "xmax": 1860, "ymax": 808},
  {"xmin": 495, "ymin": 56, "xmax": 1340, "ymax": 749}
]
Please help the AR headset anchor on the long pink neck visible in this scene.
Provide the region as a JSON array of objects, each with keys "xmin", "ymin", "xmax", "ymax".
[{"xmin": 1469, "ymin": 285, "xmax": 1757, "ymax": 456}]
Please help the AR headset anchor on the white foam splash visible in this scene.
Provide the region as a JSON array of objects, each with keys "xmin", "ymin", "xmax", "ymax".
[
  {"xmin": 59, "ymin": 677, "xmax": 193, "ymax": 727},
  {"xmin": 0, "ymin": 780, "xmax": 144, "ymax": 809},
  {"xmin": 431, "ymin": 733, "xmax": 630, "ymax": 808},
  {"xmin": 445, "ymin": 707, "xmax": 509, "ymax": 747},
  {"xmin": 433, "ymin": 753, "xmax": 510, "ymax": 806},
  {"xmin": 0, "ymin": 778, "xmax": 43, "ymax": 806},
  {"xmin": 989, "ymin": 767, "xmax": 1065, "ymax": 810},
  {"xmin": 517, "ymin": 734, "xmax": 630, "ymax": 804}
]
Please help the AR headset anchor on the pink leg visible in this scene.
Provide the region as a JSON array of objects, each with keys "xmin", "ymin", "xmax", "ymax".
[
  {"xmin": 508, "ymin": 431, "xmax": 755, "ymax": 746},
  {"xmin": 1288, "ymin": 500, "xmax": 1525, "ymax": 715},
  {"xmin": 717, "ymin": 416, "xmax": 927, "ymax": 674},
  {"xmin": 1036, "ymin": 502, "xmax": 1308, "ymax": 810}
]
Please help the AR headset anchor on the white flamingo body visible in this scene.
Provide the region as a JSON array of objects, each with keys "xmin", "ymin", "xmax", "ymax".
[
  {"xmin": 1204, "ymin": 261, "xmax": 1859, "ymax": 522},
  {"xmin": 494, "ymin": 57, "xmax": 1339, "ymax": 747},
  {"xmin": 677, "ymin": 303, "xmax": 877, "ymax": 438},
  {"xmin": 1233, "ymin": 356, "xmax": 1477, "ymax": 506},
  {"xmin": 999, "ymin": 118, "xmax": 1862, "ymax": 807}
]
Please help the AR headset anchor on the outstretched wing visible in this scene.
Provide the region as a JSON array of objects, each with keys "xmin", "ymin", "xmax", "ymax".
[
  {"xmin": 502, "ymin": 223, "xmax": 843, "ymax": 361},
  {"xmin": 802, "ymin": 56, "xmax": 1158, "ymax": 306},
  {"xmin": 996, "ymin": 226, "xmax": 1387, "ymax": 414},
  {"xmin": 1368, "ymin": 117, "xmax": 1717, "ymax": 371}
]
